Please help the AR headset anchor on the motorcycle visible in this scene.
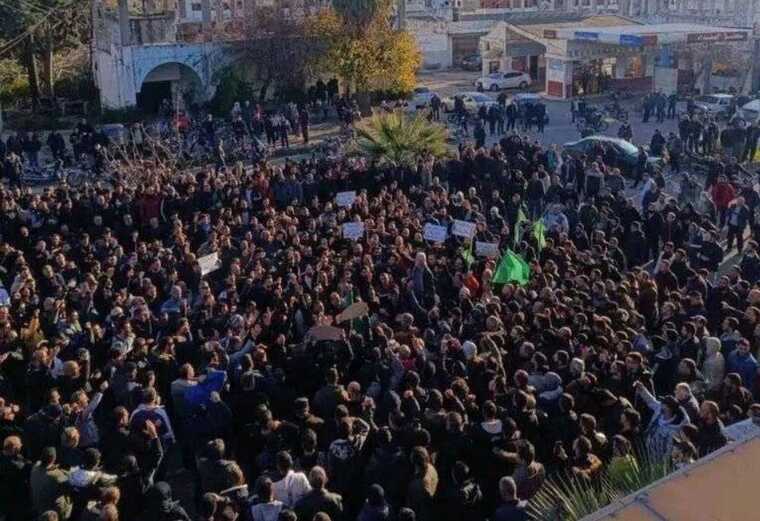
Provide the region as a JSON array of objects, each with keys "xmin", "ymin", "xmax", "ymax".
[
  {"xmin": 576, "ymin": 110, "xmax": 609, "ymax": 133},
  {"xmin": 603, "ymin": 103, "xmax": 628, "ymax": 121}
]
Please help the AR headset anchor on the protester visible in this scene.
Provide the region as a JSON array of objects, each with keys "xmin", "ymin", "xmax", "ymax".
[{"xmin": 2, "ymin": 97, "xmax": 760, "ymax": 521}]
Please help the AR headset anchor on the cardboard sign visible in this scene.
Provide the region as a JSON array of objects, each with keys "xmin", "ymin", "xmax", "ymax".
[
  {"xmin": 198, "ymin": 252, "xmax": 222, "ymax": 276},
  {"xmin": 476, "ymin": 241, "xmax": 500, "ymax": 258},
  {"xmin": 306, "ymin": 325, "xmax": 344, "ymax": 342},
  {"xmin": 423, "ymin": 223, "xmax": 448, "ymax": 243},
  {"xmin": 335, "ymin": 301, "xmax": 370, "ymax": 324},
  {"xmin": 452, "ymin": 219, "xmax": 476, "ymax": 238},
  {"xmin": 342, "ymin": 222, "xmax": 365, "ymax": 240},
  {"xmin": 335, "ymin": 191, "xmax": 357, "ymax": 207}
]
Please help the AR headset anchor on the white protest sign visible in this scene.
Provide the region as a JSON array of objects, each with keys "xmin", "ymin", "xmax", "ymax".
[
  {"xmin": 335, "ymin": 301, "xmax": 370, "ymax": 324},
  {"xmin": 335, "ymin": 191, "xmax": 357, "ymax": 207},
  {"xmin": 476, "ymin": 241, "xmax": 500, "ymax": 257},
  {"xmin": 452, "ymin": 219, "xmax": 476, "ymax": 238},
  {"xmin": 198, "ymin": 252, "xmax": 222, "ymax": 276},
  {"xmin": 423, "ymin": 223, "xmax": 448, "ymax": 243},
  {"xmin": 342, "ymin": 222, "xmax": 365, "ymax": 240}
]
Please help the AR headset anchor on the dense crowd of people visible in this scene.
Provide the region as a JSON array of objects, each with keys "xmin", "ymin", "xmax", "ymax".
[{"xmin": 1, "ymin": 104, "xmax": 760, "ymax": 521}]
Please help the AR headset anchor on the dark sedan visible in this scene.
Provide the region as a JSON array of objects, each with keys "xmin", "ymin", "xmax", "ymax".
[{"xmin": 563, "ymin": 135, "xmax": 664, "ymax": 175}]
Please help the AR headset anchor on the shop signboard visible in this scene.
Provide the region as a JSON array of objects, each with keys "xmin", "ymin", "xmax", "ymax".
[
  {"xmin": 641, "ymin": 34, "xmax": 658, "ymax": 46},
  {"xmin": 574, "ymin": 31, "xmax": 599, "ymax": 41},
  {"xmin": 686, "ymin": 31, "xmax": 748, "ymax": 43},
  {"xmin": 547, "ymin": 60, "xmax": 565, "ymax": 82},
  {"xmin": 619, "ymin": 34, "xmax": 643, "ymax": 47}
]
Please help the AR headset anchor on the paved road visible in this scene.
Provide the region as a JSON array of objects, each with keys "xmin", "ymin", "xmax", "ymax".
[{"xmin": 417, "ymin": 69, "xmax": 680, "ymax": 148}]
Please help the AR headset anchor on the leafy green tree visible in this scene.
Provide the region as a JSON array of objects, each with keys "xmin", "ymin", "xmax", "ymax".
[
  {"xmin": 307, "ymin": 5, "xmax": 421, "ymax": 95},
  {"xmin": 0, "ymin": 0, "xmax": 90, "ymax": 107},
  {"xmin": 243, "ymin": 7, "xmax": 325, "ymax": 102}
]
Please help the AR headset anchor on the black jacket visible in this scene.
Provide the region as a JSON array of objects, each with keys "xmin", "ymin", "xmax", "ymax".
[{"xmin": 294, "ymin": 489, "xmax": 344, "ymax": 521}]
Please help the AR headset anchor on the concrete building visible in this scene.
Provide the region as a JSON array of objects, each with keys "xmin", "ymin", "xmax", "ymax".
[
  {"xmin": 479, "ymin": 17, "xmax": 751, "ymax": 97},
  {"xmin": 92, "ymin": 0, "xmax": 250, "ymax": 110}
]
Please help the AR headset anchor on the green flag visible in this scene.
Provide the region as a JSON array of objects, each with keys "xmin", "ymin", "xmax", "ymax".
[
  {"xmin": 462, "ymin": 239, "xmax": 475, "ymax": 268},
  {"xmin": 533, "ymin": 220, "xmax": 546, "ymax": 251},
  {"xmin": 514, "ymin": 207, "xmax": 528, "ymax": 246},
  {"xmin": 492, "ymin": 249, "xmax": 530, "ymax": 286}
]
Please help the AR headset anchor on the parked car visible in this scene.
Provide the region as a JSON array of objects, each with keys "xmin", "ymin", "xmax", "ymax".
[
  {"xmin": 441, "ymin": 91, "xmax": 497, "ymax": 113},
  {"xmin": 563, "ymin": 135, "xmax": 664, "ymax": 175},
  {"xmin": 475, "ymin": 71, "xmax": 532, "ymax": 92},
  {"xmin": 693, "ymin": 93, "xmax": 734, "ymax": 118},
  {"xmin": 407, "ymin": 87, "xmax": 439, "ymax": 111},
  {"xmin": 460, "ymin": 54, "xmax": 482, "ymax": 71},
  {"xmin": 739, "ymin": 99, "xmax": 760, "ymax": 124}
]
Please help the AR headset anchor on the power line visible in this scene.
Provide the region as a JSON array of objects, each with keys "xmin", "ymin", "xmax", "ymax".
[{"xmin": 0, "ymin": 0, "xmax": 79, "ymax": 57}]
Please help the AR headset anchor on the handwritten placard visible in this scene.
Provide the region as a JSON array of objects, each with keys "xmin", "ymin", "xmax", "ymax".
[
  {"xmin": 335, "ymin": 301, "xmax": 370, "ymax": 324},
  {"xmin": 198, "ymin": 252, "xmax": 222, "ymax": 276},
  {"xmin": 476, "ymin": 241, "xmax": 500, "ymax": 257},
  {"xmin": 306, "ymin": 325, "xmax": 345, "ymax": 342},
  {"xmin": 452, "ymin": 219, "xmax": 476, "ymax": 238},
  {"xmin": 342, "ymin": 222, "xmax": 365, "ymax": 240},
  {"xmin": 423, "ymin": 223, "xmax": 448, "ymax": 242},
  {"xmin": 335, "ymin": 191, "xmax": 357, "ymax": 207}
]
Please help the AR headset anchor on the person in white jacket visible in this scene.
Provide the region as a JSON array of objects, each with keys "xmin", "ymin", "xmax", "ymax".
[{"xmin": 271, "ymin": 451, "xmax": 311, "ymax": 508}]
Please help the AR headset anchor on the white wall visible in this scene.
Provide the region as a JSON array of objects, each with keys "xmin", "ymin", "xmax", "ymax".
[
  {"xmin": 653, "ymin": 66, "xmax": 677, "ymax": 94},
  {"xmin": 95, "ymin": 41, "xmax": 234, "ymax": 109}
]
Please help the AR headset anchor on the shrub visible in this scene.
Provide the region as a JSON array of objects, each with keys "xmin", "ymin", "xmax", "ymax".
[
  {"xmin": 99, "ymin": 106, "xmax": 147, "ymax": 125},
  {"xmin": 209, "ymin": 67, "xmax": 256, "ymax": 116},
  {"xmin": 4, "ymin": 111, "xmax": 69, "ymax": 131}
]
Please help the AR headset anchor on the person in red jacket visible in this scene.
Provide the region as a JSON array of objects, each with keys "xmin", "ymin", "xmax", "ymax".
[
  {"xmin": 136, "ymin": 185, "xmax": 163, "ymax": 227},
  {"xmin": 711, "ymin": 175, "xmax": 736, "ymax": 227}
]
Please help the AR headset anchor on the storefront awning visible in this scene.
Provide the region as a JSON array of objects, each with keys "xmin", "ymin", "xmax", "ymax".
[
  {"xmin": 505, "ymin": 40, "xmax": 546, "ymax": 57},
  {"xmin": 552, "ymin": 23, "xmax": 751, "ymax": 47}
]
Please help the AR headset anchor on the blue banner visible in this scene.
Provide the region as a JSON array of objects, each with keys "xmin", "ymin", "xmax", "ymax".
[
  {"xmin": 619, "ymin": 34, "xmax": 643, "ymax": 47},
  {"xmin": 575, "ymin": 31, "xmax": 599, "ymax": 41}
]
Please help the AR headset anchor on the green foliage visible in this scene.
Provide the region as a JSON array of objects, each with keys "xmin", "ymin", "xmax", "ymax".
[
  {"xmin": 527, "ymin": 451, "xmax": 672, "ymax": 521},
  {"xmin": 528, "ymin": 473, "xmax": 613, "ymax": 521},
  {"xmin": 55, "ymin": 75, "xmax": 96, "ymax": 101},
  {"xmin": 354, "ymin": 110, "xmax": 448, "ymax": 167},
  {"xmin": 331, "ymin": 0, "xmax": 382, "ymax": 29},
  {"xmin": 4, "ymin": 111, "xmax": 68, "ymax": 130},
  {"xmin": 308, "ymin": 9, "xmax": 421, "ymax": 95},
  {"xmin": 0, "ymin": 59, "xmax": 30, "ymax": 105},
  {"xmin": 209, "ymin": 67, "xmax": 255, "ymax": 116}
]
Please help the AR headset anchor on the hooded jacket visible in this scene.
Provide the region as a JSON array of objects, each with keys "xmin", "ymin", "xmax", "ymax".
[
  {"xmin": 702, "ymin": 337, "xmax": 726, "ymax": 391},
  {"xmin": 638, "ymin": 386, "xmax": 691, "ymax": 459},
  {"xmin": 142, "ymin": 482, "xmax": 191, "ymax": 521}
]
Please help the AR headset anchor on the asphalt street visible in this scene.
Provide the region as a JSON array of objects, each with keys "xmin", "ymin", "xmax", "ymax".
[{"xmin": 417, "ymin": 69, "xmax": 680, "ymax": 149}]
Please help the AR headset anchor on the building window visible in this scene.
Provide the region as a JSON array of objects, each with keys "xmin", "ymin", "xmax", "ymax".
[{"xmin": 191, "ymin": 2, "xmax": 202, "ymax": 10}]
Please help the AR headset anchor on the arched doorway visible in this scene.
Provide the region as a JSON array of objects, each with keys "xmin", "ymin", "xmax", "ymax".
[{"xmin": 137, "ymin": 62, "xmax": 203, "ymax": 114}]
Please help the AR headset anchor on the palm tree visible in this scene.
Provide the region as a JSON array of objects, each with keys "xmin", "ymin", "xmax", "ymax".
[
  {"xmin": 354, "ymin": 110, "xmax": 448, "ymax": 167},
  {"xmin": 527, "ymin": 450, "xmax": 672, "ymax": 521}
]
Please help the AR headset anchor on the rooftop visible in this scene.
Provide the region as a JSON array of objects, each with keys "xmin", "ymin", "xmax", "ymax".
[{"xmin": 584, "ymin": 420, "xmax": 760, "ymax": 521}]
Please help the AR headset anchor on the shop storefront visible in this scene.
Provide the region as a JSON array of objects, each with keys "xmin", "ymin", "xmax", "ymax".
[
  {"xmin": 544, "ymin": 24, "xmax": 750, "ymax": 98},
  {"xmin": 481, "ymin": 20, "xmax": 751, "ymax": 99}
]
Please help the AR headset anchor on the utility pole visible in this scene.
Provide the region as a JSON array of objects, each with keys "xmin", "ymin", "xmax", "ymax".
[
  {"xmin": 753, "ymin": 23, "xmax": 760, "ymax": 93},
  {"xmin": 398, "ymin": 0, "xmax": 406, "ymax": 30},
  {"xmin": 25, "ymin": 33, "xmax": 41, "ymax": 112}
]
